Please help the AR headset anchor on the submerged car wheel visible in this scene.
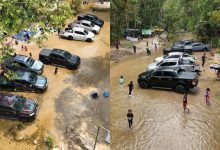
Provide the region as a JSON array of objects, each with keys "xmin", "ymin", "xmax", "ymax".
[
  {"xmin": 68, "ymin": 36, "xmax": 73, "ymax": 40},
  {"xmin": 86, "ymin": 38, "xmax": 92, "ymax": 42},
  {"xmin": 139, "ymin": 81, "xmax": 149, "ymax": 89},
  {"xmin": 175, "ymin": 85, "xmax": 186, "ymax": 93}
]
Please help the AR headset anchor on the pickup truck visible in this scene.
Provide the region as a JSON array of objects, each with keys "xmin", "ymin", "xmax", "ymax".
[
  {"xmin": 163, "ymin": 45, "xmax": 193, "ymax": 55},
  {"xmin": 77, "ymin": 14, "xmax": 104, "ymax": 28},
  {"xmin": 39, "ymin": 48, "xmax": 80, "ymax": 70},
  {"xmin": 138, "ymin": 67, "xmax": 199, "ymax": 93}
]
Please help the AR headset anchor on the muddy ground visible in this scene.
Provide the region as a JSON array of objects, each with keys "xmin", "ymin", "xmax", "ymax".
[
  {"xmin": 0, "ymin": 8, "xmax": 110, "ymax": 150},
  {"xmin": 110, "ymin": 33, "xmax": 220, "ymax": 150}
]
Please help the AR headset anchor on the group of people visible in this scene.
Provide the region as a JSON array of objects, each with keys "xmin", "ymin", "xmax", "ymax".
[
  {"xmin": 183, "ymin": 88, "xmax": 211, "ymax": 112},
  {"xmin": 115, "ymin": 39, "xmax": 158, "ymax": 56},
  {"xmin": 119, "ymin": 76, "xmax": 135, "ymax": 128}
]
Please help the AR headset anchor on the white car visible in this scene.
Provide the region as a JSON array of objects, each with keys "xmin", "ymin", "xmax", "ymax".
[
  {"xmin": 69, "ymin": 20, "xmax": 100, "ymax": 34},
  {"xmin": 154, "ymin": 52, "xmax": 196, "ymax": 63},
  {"xmin": 148, "ymin": 58, "xmax": 200, "ymax": 73},
  {"xmin": 59, "ymin": 27, "xmax": 95, "ymax": 42}
]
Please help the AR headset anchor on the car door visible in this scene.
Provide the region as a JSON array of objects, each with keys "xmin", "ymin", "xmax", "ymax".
[
  {"xmin": 0, "ymin": 106, "xmax": 16, "ymax": 118},
  {"xmin": 149, "ymin": 70, "xmax": 164, "ymax": 87},
  {"xmin": 192, "ymin": 43, "xmax": 202, "ymax": 51},
  {"xmin": 13, "ymin": 62, "xmax": 28, "ymax": 72},
  {"xmin": 50, "ymin": 54, "xmax": 65, "ymax": 66},
  {"xmin": 74, "ymin": 31, "xmax": 86, "ymax": 41},
  {"xmin": 13, "ymin": 80, "xmax": 30, "ymax": 91},
  {"xmin": 82, "ymin": 23, "xmax": 91, "ymax": 31},
  {"xmin": 160, "ymin": 71, "xmax": 175, "ymax": 88}
]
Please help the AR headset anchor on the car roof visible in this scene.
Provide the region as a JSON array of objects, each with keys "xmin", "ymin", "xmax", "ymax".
[
  {"xmin": 80, "ymin": 20, "xmax": 91, "ymax": 24},
  {"xmin": 168, "ymin": 52, "xmax": 183, "ymax": 55},
  {"xmin": 72, "ymin": 27, "xmax": 85, "ymax": 32},
  {"xmin": 13, "ymin": 55, "xmax": 29, "ymax": 63},
  {"xmin": 16, "ymin": 71, "xmax": 32, "ymax": 81},
  {"xmin": 157, "ymin": 67, "xmax": 178, "ymax": 72},
  {"xmin": 0, "ymin": 93, "xmax": 16, "ymax": 108},
  {"xmin": 162, "ymin": 58, "xmax": 179, "ymax": 62}
]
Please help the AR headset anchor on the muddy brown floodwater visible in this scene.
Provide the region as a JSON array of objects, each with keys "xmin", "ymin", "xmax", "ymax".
[
  {"xmin": 110, "ymin": 43, "xmax": 220, "ymax": 150},
  {"xmin": 0, "ymin": 9, "xmax": 110, "ymax": 150}
]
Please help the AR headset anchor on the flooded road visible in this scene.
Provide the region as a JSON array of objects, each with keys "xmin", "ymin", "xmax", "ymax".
[
  {"xmin": 0, "ymin": 10, "xmax": 110, "ymax": 150},
  {"xmin": 110, "ymin": 49, "xmax": 220, "ymax": 150}
]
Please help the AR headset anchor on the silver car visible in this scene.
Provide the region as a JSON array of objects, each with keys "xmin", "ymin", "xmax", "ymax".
[{"xmin": 148, "ymin": 58, "xmax": 200, "ymax": 73}]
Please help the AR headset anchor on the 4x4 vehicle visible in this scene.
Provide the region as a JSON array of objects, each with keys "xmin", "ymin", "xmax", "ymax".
[
  {"xmin": 154, "ymin": 52, "xmax": 195, "ymax": 63},
  {"xmin": 1, "ymin": 55, "xmax": 44, "ymax": 75},
  {"xmin": 163, "ymin": 45, "xmax": 193, "ymax": 55},
  {"xmin": 39, "ymin": 48, "xmax": 80, "ymax": 69},
  {"xmin": 189, "ymin": 42, "xmax": 211, "ymax": 51},
  {"xmin": 59, "ymin": 27, "xmax": 95, "ymax": 42},
  {"xmin": 0, "ymin": 93, "xmax": 38, "ymax": 121},
  {"xmin": 77, "ymin": 14, "xmax": 104, "ymax": 27},
  {"xmin": 68, "ymin": 20, "xmax": 100, "ymax": 34},
  {"xmin": 0, "ymin": 71, "xmax": 48, "ymax": 93},
  {"xmin": 148, "ymin": 58, "xmax": 200, "ymax": 73},
  {"xmin": 173, "ymin": 40, "xmax": 193, "ymax": 47},
  {"xmin": 138, "ymin": 67, "xmax": 199, "ymax": 93}
]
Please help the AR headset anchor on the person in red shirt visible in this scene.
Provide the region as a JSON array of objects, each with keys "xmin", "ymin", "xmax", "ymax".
[{"xmin": 183, "ymin": 93, "xmax": 189, "ymax": 112}]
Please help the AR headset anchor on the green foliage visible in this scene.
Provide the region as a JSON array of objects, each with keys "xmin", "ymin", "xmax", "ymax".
[{"xmin": 46, "ymin": 136, "xmax": 54, "ymax": 149}]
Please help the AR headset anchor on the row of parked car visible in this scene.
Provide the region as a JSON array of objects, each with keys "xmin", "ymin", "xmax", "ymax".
[
  {"xmin": 59, "ymin": 14, "xmax": 104, "ymax": 42},
  {"xmin": 163, "ymin": 39, "xmax": 211, "ymax": 54},
  {"xmin": 0, "ymin": 14, "xmax": 102, "ymax": 121},
  {"xmin": 137, "ymin": 40, "xmax": 203, "ymax": 93}
]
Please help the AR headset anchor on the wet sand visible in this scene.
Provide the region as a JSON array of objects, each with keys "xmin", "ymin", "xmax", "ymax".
[
  {"xmin": 0, "ymin": 9, "xmax": 110, "ymax": 150},
  {"xmin": 110, "ymin": 38, "xmax": 220, "ymax": 150}
]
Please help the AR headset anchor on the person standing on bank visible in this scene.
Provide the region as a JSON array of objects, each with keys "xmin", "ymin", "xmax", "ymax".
[
  {"xmin": 128, "ymin": 81, "xmax": 134, "ymax": 96},
  {"xmin": 183, "ymin": 93, "xmax": 189, "ymax": 112},
  {"xmin": 133, "ymin": 45, "xmax": 136, "ymax": 53},
  {"xmin": 202, "ymin": 53, "xmax": 207, "ymax": 67},
  {"xmin": 127, "ymin": 109, "xmax": 134, "ymax": 128}
]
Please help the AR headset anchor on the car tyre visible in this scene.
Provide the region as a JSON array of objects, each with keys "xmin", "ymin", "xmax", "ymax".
[
  {"xmin": 139, "ymin": 81, "xmax": 149, "ymax": 89},
  {"xmin": 175, "ymin": 85, "xmax": 186, "ymax": 93},
  {"xmin": 86, "ymin": 38, "xmax": 93, "ymax": 42},
  {"xmin": 203, "ymin": 48, "xmax": 208, "ymax": 51},
  {"xmin": 92, "ymin": 30, "xmax": 97, "ymax": 34},
  {"xmin": 68, "ymin": 36, "xmax": 73, "ymax": 40}
]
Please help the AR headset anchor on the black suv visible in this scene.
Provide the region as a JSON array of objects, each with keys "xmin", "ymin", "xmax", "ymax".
[
  {"xmin": 1, "ymin": 55, "xmax": 44, "ymax": 75},
  {"xmin": 163, "ymin": 45, "xmax": 193, "ymax": 55},
  {"xmin": 138, "ymin": 67, "xmax": 198, "ymax": 93},
  {"xmin": 0, "ymin": 71, "xmax": 48, "ymax": 93},
  {"xmin": 0, "ymin": 93, "xmax": 38, "ymax": 121},
  {"xmin": 77, "ymin": 14, "xmax": 104, "ymax": 27},
  {"xmin": 39, "ymin": 48, "xmax": 80, "ymax": 70}
]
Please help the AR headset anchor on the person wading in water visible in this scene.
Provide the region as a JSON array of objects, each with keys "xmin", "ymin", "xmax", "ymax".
[
  {"xmin": 127, "ymin": 109, "xmax": 134, "ymax": 128},
  {"xmin": 128, "ymin": 81, "xmax": 134, "ymax": 96},
  {"xmin": 183, "ymin": 93, "xmax": 189, "ymax": 112}
]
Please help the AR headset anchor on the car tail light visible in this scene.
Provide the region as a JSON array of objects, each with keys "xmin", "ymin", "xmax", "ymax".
[{"xmin": 192, "ymin": 80, "xmax": 196, "ymax": 85}]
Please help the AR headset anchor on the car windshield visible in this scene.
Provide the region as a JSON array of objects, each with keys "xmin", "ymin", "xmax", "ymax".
[
  {"xmin": 63, "ymin": 51, "xmax": 71, "ymax": 59},
  {"xmin": 90, "ymin": 22, "xmax": 95, "ymax": 27},
  {"xmin": 156, "ymin": 61, "xmax": 163, "ymax": 66},
  {"xmin": 28, "ymin": 73, "xmax": 37, "ymax": 84},
  {"xmin": 13, "ymin": 96, "xmax": 25, "ymax": 110},
  {"xmin": 26, "ymin": 58, "xmax": 35, "ymax": 67},
  {"xmin": 163, "ymin": 55, "xmax": 168, "ymax": 58},
  {"xmin": 84, "ymin": 29, "xmax": 89, "ymax": 35}
]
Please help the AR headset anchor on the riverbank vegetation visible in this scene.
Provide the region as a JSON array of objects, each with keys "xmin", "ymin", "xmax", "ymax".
[{"xmin": 111, "ymin": 0, "xmax": 220, "ymax": 47}]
